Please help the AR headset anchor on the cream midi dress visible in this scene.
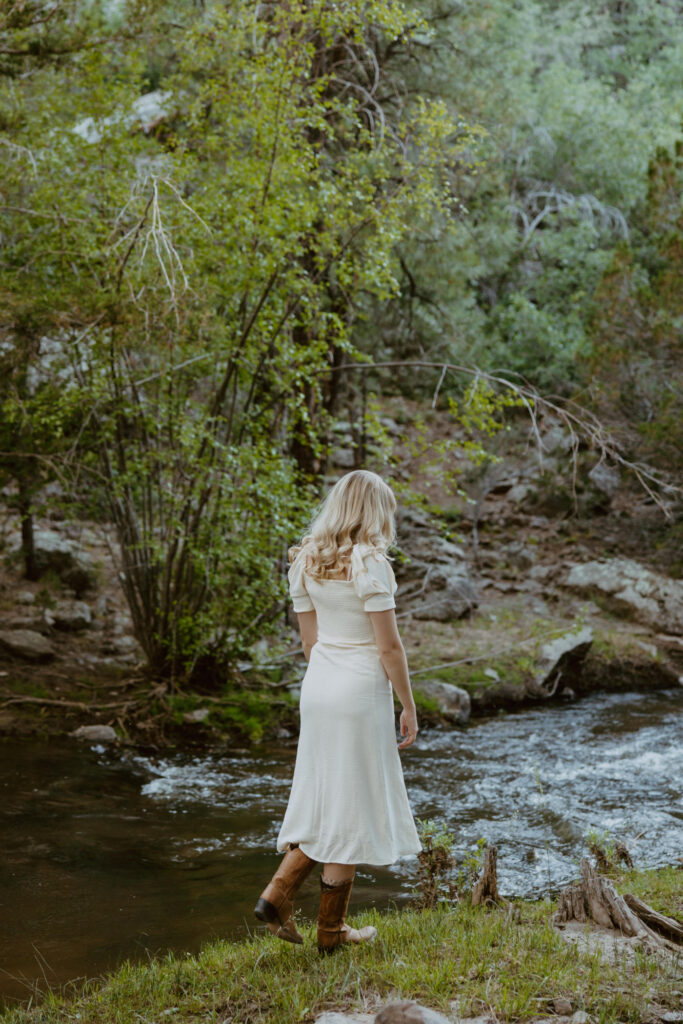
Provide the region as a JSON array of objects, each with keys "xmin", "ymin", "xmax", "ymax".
[{"xmin": 276, "ymin": 543, "xmax": 422, "ymax": 866}]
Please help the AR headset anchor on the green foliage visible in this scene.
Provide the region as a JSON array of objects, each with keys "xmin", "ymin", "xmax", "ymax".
[
  {"xmin": 414, "ymin": 818, "xmax": 457, "ymax": 909},
  {"xmin": 415, "ymin": 820, "xmax": 487, "ymax": 909},
  {"xmin": 0, "ymin": 0, "xmax": 472, "ymax": 680},
  {"xmin": 584, "ymin": 827, "xmax": 617, "ymax": 865},
  {"xmin": 1, "ymin": 0, "xmax": 681, "ymax": 683},
  {"xmin": 582, "ymin": 140, "xmax": 682, "ymax": 473},
  {"xmin": 165, "ymin": 687, "xmax": 294, "ymax": 743},
  {"xmin": 358, "ymin": 0, "xmax": 682, "ymax": 402}
]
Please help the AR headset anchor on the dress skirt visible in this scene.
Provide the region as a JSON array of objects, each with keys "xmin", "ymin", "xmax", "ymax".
[{"xmin": 276, "ymin": 640, "xmax": 422, "ymax": 866}]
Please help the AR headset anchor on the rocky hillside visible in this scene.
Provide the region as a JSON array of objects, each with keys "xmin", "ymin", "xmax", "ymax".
[{"xmin": 0, "ymin": 400, "xmax": 681, "ymax": 747}]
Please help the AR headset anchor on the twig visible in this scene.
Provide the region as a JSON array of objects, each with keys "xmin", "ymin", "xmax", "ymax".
[
  {"xmin": 0, "ymin": 694, "xmax": 140, "ymax": 711},
  {"xmin": 317, "ymin": 359, "xmax": 679, "ymax": 514}
]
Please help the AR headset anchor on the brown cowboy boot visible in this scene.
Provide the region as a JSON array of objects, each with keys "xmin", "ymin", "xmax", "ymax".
[
  {"xmin": 254, "ymin": 844, "xmax": 317, "ymax": 944},
  {"xmin": 316, "ymin": 875, "xmax": 377, "ymax": 955}
]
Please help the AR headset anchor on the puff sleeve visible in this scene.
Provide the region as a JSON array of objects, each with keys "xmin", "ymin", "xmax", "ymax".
[
  {"xmin": 287, "ymin": 556, "xmax": 315, "ymax": 613},
  {"xmin": 351, "ymin": 544, "xmax": 398, "ymax": 612}
]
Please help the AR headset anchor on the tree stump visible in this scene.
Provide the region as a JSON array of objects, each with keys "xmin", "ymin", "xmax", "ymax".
[
  {"xmin": 554, "ymin": 858, "xmax": 682, "ymax": 950},
  {"xmin": 471, "ymin": 844, "xmax": 507, "ymax": 908}
]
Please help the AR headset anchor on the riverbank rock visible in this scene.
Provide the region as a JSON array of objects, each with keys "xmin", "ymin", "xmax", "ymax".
[
  {"xmin": 564, "ymin": 559, "xmax": 683, "ymax": 634},
  {"xmin": 183, "ymin": 708, "xmax": 210, "ymax": 724},
  {"xmin": 314, "ymin": 1015, "xmax": 373, "ymax": 1024},
  {"xmin": 375, "ymin": 1003, "xmax": 452, "ymax": 1024},
  {"xmin": 413, "ymin": 679, "xmax": 471, "ymax": 724},
  {"xmin": 31, "ymin": 529, "xmax": 98, "ymax": 595},
  {"xmin": 532, "ymin": 627, "xmax": 594, "ymax": 695},
  {"xmin": 70, "ymin": 724, "xmax": 118, "ymax": 743},
  {"xmin": 0, "ymin": 629, "xmax": 55, "ymax": 662}
]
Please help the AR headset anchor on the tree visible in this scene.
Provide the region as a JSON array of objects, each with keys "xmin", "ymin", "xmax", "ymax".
[{"xmin": 0, "ymin": 0, "xmax": 471, "ymax": 682}]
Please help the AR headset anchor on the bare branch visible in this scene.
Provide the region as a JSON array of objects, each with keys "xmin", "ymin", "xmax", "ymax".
[{"xmin": 318, "ymin": 358, "xmax": 680, "ymax": 513}]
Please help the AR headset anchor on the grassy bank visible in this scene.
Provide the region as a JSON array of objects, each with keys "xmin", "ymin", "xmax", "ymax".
[
  {"xmin": 2, "ymin": 867, "xmax": 680, "ymax": 1024},
  {"xmin": 2, "ymin": 616, "xmax": 678, "ymax": 748}
]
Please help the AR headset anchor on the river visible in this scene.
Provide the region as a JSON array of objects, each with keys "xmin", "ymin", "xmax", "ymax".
[{"xmin": 1, "ymin": 687, "xmax": 682, "ymax": 1005}]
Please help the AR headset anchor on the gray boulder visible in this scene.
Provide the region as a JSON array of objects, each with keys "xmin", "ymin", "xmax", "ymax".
[
  {"xmin": 501, "ymin": 541, "xmax": 537, "ymax": 571},
  {"xmin": 564, "ymin": 559, "xmax": 683, "ymax": 634},
  {"xmin": 31, "ymin": 529, "xmax": 97, "ymax": 595},
  {"xmin": 413, "ymin": 679, "xmax": 471, "ymax": 725},
  {"xmin": 48, "ymin": 600, "xmax": 92, "ymax": 632},
  {"xmin": 541, "ymin": 423, "xmax": 576, "ymax": 455},
  {"xmin": 0, "ymin": 629, "xmax": 55, "ymax": 662},
  {"xmin": 70, "ymin": 724, "xmax": 118, "ymax": 743},
  {"xmin": 375, "ymin": 1003, "xmax": 451, "ymax": 1024},
  {"xmin": 507, "ymin": 482, "xmax": 533, "ymax": 505},
  {"xmin": 330, "ymin": 447, "xmax": 356, "ymax": 469},
  {"xmin": 408, "ymin": 563, "xmax": 478, "ymax": 621},
  {"xmin": 533, "ymin": 627, "xmax": 594, "ymax": 695},
  {"xmin": 587, "ymin": 462, "xmax": 620, "ymax": 499}
]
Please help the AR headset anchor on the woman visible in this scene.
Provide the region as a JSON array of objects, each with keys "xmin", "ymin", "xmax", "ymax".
[{"xmin": 254, "ymin": 470, "xmax": 421, "ymax": 954}]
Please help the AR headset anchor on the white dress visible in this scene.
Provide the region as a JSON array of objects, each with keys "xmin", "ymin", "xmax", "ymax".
[{"xmin": 276, "ymin": 543, "xmax": 422, "ymax": 866}]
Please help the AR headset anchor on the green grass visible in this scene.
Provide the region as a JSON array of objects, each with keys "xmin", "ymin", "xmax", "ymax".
[
  {"xmin": 2, "ymin": 869, "xmax": 680, "ymax": 1024},
  {"xmin": 419, "ymin": 656, "xmax": 533, "ymax": 704},
  {"xmin": 412, "ymin": 691, "xmax": 441, "ymax": 715},
  {"xmin": 590, "ymin": 629, "xmax": 663, "ymax": 665},
  {"xmin": 165, "ymin": 687, "xmax": 299, "ymax": 744}
]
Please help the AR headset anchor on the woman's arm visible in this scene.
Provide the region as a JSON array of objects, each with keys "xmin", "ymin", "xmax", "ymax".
[
  {"xmin": 296, "ymin": 610, "xmax": 318, "ymax": 661},
  {"xmin": 368, "ymin": 608, "xmax": 418, "ymax": 749}
]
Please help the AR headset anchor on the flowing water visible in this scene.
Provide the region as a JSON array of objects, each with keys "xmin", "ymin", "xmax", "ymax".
[{"xmin": 1, "ymin": 687, "xmax": 682, "ymax": 1005}]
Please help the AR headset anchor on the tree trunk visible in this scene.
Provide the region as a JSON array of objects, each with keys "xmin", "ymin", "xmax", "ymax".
[
  {"xmin": 471, "ymin": 845, "xmax": 505, "ymax": 907},
  {"xmin": 17, "ymin": 483, "xmax": 39, "ymax": 581},
  {"xmin": 554, "ymin": 858, "xmax": 682, "ymax": 950}
]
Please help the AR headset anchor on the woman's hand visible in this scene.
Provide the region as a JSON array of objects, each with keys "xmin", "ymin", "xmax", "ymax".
[{"xmin": 398, "ymin": 706, "xmax": 418, "ymax": 749}]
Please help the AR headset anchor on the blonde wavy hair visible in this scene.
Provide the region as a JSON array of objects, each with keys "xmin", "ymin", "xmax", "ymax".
[{"xmin": 288, "ymin": 470, "xmax": 397, "ymax": 581}]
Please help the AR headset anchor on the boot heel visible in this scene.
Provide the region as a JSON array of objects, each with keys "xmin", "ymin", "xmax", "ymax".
[{"xmin": 254, "ymin": 897, "xmax": 279, "ymax": 924}]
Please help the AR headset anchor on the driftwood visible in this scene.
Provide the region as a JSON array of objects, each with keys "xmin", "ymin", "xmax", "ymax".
[
  {"xmin": 472, "ymin": 845, "xmax": 507, "ymax": 908},
  {"xmin": 554, "ymin": 858, "xmax": 682, "ymax": 950},
  {"xmin": 622, "ymin": 893, "xmax": 683, "ymax": 943}
]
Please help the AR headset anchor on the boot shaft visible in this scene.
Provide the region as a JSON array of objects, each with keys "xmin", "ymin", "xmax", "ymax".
[
  {"xmin": 317, "ymin": 875, "xmax": 353, "ymax": 953},
  {"xmin": 261, "ymin": 844, "xmax": 317, "ymax": 907},
  {"xmin": 256, "ymin": 843, "xmax": 317, "ymax": 942}
]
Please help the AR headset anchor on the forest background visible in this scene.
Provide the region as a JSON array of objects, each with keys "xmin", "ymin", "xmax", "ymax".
[{"xmin": 1, "ymin": 0, "xmax": 681, "ymax": 697}]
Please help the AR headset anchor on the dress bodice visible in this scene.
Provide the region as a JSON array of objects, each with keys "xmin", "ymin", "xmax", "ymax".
[{"xmin": 288, "ymin": 543, "xmax": 397, "ymax": 646}]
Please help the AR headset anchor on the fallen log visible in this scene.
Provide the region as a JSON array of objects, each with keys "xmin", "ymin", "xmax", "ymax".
[
  {"xmin": 554, "ymin": 858, "xmax": 681, "ymax": 950},
  {"xmin": 622, "ymin": 893, "xmax": 683, "ymax": 943}
]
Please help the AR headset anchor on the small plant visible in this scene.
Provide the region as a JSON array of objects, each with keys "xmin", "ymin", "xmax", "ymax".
[
  {"xmin": 35, "ymin": 583, "xmax": 58, "ymax": 611},
  {"xmin": 585, "ymin": 827, "xmax": 633, "ymax": 872},
  {"xmin": 414, "ymin": 821, "xmax": 487, "ymax": 909},
  {"xmin": 414, "ymin": 818, "xmax": 456, "ymax": 909}
]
